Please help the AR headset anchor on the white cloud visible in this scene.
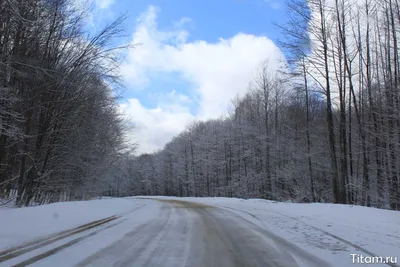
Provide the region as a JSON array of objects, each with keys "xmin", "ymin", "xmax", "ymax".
[
  {"xmin": 71, "ymin": 0, "xmax": 115, "ymax": 28},
  {"xmin": 96, "ymin": 0, "xmax": 114, "ymax": 9},
  {"xmin": 120, "ymin": 98, "xmax": 195, "ymax": 155},
  {"xmin": 148, "ymin": 89, "xmax": 193, "ymax": 113},
  {"xmin": 121, "ymin": 5, "xmax": 286, "ymax": 154}
]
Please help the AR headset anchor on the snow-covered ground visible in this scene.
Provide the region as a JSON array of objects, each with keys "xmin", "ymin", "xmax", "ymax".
[
  {"xmin": 154, "ymin": 197, "xmax": 400, "ymax": 267},
  {"xmin": 0, "ymin": 196, "xmax": 398, "ymax": 267},
  {"xmin": 0, "ymin": 197, "xmax": 144, "ymax": 250}
]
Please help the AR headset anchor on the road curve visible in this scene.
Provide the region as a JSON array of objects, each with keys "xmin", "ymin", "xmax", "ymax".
[{"xmin": 77, "ymin": 199, "xmax": 330, "ymax": 267}]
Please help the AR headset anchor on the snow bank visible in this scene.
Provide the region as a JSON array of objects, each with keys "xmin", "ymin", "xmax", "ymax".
[
  {"xmin": 0, "ymin": 198, "xmax": 140, "ymax": 250},
  {"xmin": 137, "ymin": 196, "xmax": 400, "ymax": 267}
]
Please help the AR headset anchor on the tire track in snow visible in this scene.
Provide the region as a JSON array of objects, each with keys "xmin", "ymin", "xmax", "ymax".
[
  {"xmin": 10, "ymin": 219, "xmax": 127, "ymax": 267},
  {"xmin": 0, "ymin": 203, "xmax": 146, "ymax": 265},
  {"xmin": 76, "ymin": 202, "xmax": 173, "ymax": 267},
  {"xmin": 0, "ymin": 216, "xmax": 119, "ymax": 263},
  {"xmin": 217, "ymin": 204, "xmax": 400, "ymax": 267}
]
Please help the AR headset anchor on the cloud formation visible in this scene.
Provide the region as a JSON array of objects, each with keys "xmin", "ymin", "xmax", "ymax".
[
  {"xmin": 120, "ymin": 98, "xmax": 195, "ymax": 154},
  {"xmin": 121, "ymin": 6, "xmax": 285, "ymax": 154},
  {"xmin": 95, "ymin": 0, "xmax": 114, "ymax": 9}
]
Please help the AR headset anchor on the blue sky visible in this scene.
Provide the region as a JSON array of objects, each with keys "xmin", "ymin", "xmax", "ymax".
[
  {"xmin": 89, "ymin": 0, "xmax": 288, "ymax": 154},
  {"xmin": 97, "ymin": 0, "xmax": 287, "ymax": 41}
]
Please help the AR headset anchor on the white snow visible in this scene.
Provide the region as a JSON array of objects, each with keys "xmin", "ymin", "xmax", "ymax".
[
  {"xmin": 137, "ymin": 196, "xmax": 400, "ymax": 267},
  {"xmin": 0, "ymin": 196, "xmax": 399, "ymax": 267},
  {"xmin": 0, "ymin": 198, "xmax": 143, "ymax": 250},
  {"xmin": 0, "ymin": 199, "xmax": 161, "ymax": 267}
]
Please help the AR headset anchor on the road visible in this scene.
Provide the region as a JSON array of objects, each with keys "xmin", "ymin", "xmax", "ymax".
[
  {"xmin": 1, "ymin": 198, "xmax": 331, "ymax": 267},
  {"xmin": 77, "ymin": 199, "xmax": 329, "ymax": 267}
]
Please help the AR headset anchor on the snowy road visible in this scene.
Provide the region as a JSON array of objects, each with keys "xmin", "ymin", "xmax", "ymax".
[
  {"xmin": 75, "ymin": 199, "xmax": 329, "ymax": 267},
  {"xmin": 1, "ymin": 198, "xmax": 330, "ymax": 267},
  {"xmin": 2, "ymin": 197, "xmax": 398, "ymax": 267}
]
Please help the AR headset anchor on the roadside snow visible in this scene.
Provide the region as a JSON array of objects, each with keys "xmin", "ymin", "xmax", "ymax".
[
  {"xmin": 0, "ymin": 198, "xmax": 141, "ymax": 250},
  {"xmin": 0, "ymin": 199, "xmax": 161, "ymax": 267},
  {"xmin": 137, "ymin": 196, "xmax": 400, "ymax": 267},
  {"xmin": 0, "ymin": 196, "xmax": 398, "ymax": 267}
]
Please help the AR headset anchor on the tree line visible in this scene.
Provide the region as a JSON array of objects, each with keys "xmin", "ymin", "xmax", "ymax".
[
  {"xmin": 1, "ymin": 0, "xmax": 399, "ymax": 211},
  {"xmin": 126, "ymin": 0, "xmax": 400, "ymax": 210},
  {"xmin": 0, "ymin": 0, "xmax": 130, "ymax": 207}
]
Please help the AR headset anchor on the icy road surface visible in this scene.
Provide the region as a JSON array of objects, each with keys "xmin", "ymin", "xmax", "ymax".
[
  {"xmin": 77, "ymin": 199, "xmax": 328, "ymax": 267},
  {"xmin": 1, "ymin": 197, "xmax": 398, "ymax": 267},
  {"xmin": 1, "ymin": 198, "xmax": 329, "ymax": 267}
]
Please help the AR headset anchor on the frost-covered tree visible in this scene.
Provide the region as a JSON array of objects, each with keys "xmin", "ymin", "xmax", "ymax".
[{"xmin": 0, "ymin": 0, "xmax": 132, "ymax": 206}]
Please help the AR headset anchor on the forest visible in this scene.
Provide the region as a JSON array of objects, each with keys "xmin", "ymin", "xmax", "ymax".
[
  {"xmin": 1, "ymin": 0, "xmax": 400, "ymax": 210},
  {"xmin": 126, "ymin": 0, "xmax": 400, "ymax": 210},
  {"xmin": 0, "ymin": 0, "xmax": 130, "ymax": 206}
]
